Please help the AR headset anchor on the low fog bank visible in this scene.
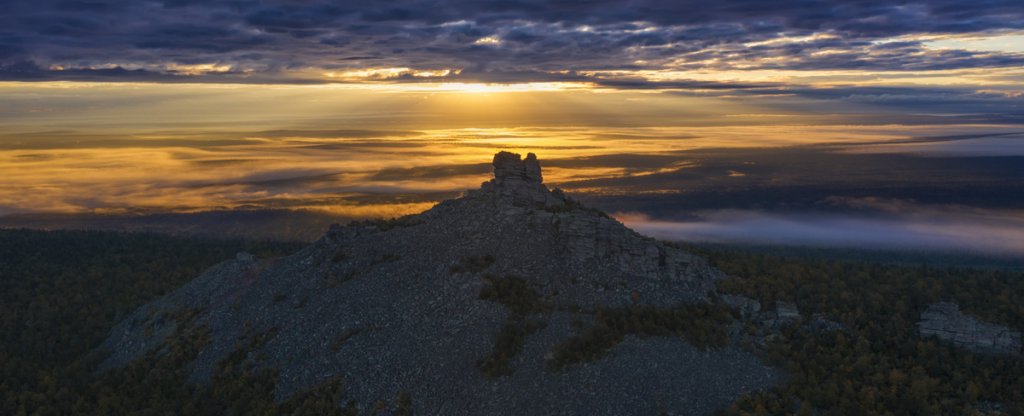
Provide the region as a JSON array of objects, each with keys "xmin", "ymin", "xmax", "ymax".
[{"xmin": 617, "ymin": 208, "xmax": 1024, "ymax": 258}]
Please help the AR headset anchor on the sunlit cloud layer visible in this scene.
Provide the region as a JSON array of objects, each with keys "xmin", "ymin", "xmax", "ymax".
[
  {"xmin": 2, "ymin": 121, "xmax": 1023, "ymax": 217},
  {"xmin": 4, "ymin": 115, "xmax": 1023, "ymax": 253},
  {"xmin": 2, "ymin": 79, "xmax": 1022, "ymax": 219}
]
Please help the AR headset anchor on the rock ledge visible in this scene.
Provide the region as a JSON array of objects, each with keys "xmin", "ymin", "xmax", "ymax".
[{"xmin": 918, "ymin": 302, "xmax": 1021, "ymax": 355}]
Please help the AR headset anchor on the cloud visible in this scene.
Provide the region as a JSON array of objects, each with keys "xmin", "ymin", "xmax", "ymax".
[
  {"xmin": 617, "ymin": 208, "xmax": 1024, "ymax": 256},
  {"xmin": 3, "ymin": 119, "xmax": 1024, "ymax": 218},
  {"xmin": 3, "ymin": 1, "xmax": 1024, "ymax": 85},
  {"xmin": 5, "ymin": 1, "xmax": 1024, "ymax": 122},
  {"xmin": 841, "ymin": 132, "xmax": 1024, "ymax": 156}
]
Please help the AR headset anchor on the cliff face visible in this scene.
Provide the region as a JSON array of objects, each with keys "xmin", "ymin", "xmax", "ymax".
[
  {"xmin": 918, "ymin": 302, "xmax": 1022, "ymax": 355},
  {"xmin": 100, "ymin": 152, "xmax": 780, "ymax": 415}
]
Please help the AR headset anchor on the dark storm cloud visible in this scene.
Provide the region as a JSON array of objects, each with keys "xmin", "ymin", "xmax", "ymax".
[
  {"xmin": 133, "ymin": 24, "xmax": 271, "ymax": 52},
  {"xmin": 3, "ymin": 0, "xmax": 1024, "ymax": 84},
  {"xmin": 0, "ymin": 60, "xmax": 163, "ymax": 81}
]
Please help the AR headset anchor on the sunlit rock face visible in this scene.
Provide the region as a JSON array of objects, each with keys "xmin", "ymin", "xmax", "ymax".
[
  {"xmin": 493, "ymin": 151, "xmax": 543, "ymax": 184},
  {"xmin": 100, "ymin": 152, "xmax": 780, "ymax": 415}
]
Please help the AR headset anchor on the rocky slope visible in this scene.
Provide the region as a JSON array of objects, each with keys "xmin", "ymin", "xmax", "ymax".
[{"xmin": 100, "ymin": 152, "xmax": 781, "ymax": 415}]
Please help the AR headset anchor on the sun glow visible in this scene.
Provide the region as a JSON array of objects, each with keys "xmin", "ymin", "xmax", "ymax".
[{"xmin": 390, "ymin": 82, "xmax": 593, "ymax": 93}]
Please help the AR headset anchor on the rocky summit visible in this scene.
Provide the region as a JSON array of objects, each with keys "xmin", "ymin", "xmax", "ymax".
[{"xmin": 100, "ymin": 152, "xmax": 781, "ymax": 415}]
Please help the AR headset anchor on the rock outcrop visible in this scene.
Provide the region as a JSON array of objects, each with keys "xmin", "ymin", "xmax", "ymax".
[
  {"xmin": 475, "ymin": 152, "xmax": 714, "ymax": 289},
  {"xmin": 479, "ymin": 151, "xmax": 561, "ymax": 208},
  {"xmin": 808, "ymin": 313, "xmax": 845, "ymax": 333},
  {"xmin": 721, "ymin": 294, "xmax": 761, "ymax": 319},
  {"xmin": 721, "ymin": 295, "xmax": 844, "ymax": 348},
  {"xmin": 918, "ymin": 302, "xmax": 1022, "ymax": 355},
  {"xmin": 99, "ymin": 152, "xmax": 781, "ymax": 415}
]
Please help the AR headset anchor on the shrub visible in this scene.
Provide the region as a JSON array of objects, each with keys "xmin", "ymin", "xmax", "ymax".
[
  {"xmin": 478, "ymin": 318, "xmax": 546, "ymax": 378},
  {"xmin": 476, "ymin": 274, "xmax": 549, "ymax": 377},
  {"xmin": 478, "ymin": 275, "xmax": 547, "ymax": 315},
  {"xmin": 547, "ymin": 304, "xmax": 733, "ymax": 371},
  {"xmin": 449, "ymin": 254, "xmax": 496, "ymax": 274}
]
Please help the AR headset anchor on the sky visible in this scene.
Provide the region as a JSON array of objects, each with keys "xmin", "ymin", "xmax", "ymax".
[{"xmin": 2, "ymin": 1, "xmax": 1024, "ymax": 253}]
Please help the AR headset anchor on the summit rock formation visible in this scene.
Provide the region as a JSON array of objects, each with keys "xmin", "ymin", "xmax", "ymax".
[{"xmin": 100, "ymin": 152, "xmax": 781, "ymax": 415}]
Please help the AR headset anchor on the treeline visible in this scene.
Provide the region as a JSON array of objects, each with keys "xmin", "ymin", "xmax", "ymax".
[
  {"xmin": 0, "ymin": 229, "xmax": 306, "ymax": 415},
  {"xmin": 696, "ymin": 246, "xmax": 1024, "ymax": 415}
]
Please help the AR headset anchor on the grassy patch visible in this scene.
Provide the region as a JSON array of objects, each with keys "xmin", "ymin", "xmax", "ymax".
[
  {"xmin": 450, "ymin": 254, "xmax": 496, "ymax": 274},
  {"xmin": 541, "ymin": 192, "xmax": 611, "ymax": 219},
  {"xmin": 547, "ymin": 304, "xmax": 733, "ymax": 371},
  {"xmin": 479, "ymin": 275, "xmax": 548, "ymax": 315},
  {"xmin": 476, "ymin": 274, "xmax": 549, "ymax": 378},
  {"xmin": 478, "ymin": 318, "xmax": 547, "ymax": 378}
]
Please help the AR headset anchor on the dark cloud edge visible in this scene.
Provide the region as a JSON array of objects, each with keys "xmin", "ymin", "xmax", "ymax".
[{"xmin": 4, "ymin": 60, "xmax": 1024, "ymax": 108}]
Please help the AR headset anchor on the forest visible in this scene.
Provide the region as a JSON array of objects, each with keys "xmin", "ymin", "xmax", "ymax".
[
  {"xmin": 1, "ymin": 229, "xmax": 1022, "ymax": 414},
  {"xmin": 698, "ymin": 245, "xmax": 1024, "ymax": 415}
]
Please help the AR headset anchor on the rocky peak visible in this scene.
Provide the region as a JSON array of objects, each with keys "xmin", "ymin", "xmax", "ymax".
[
  {"xmin": 479, "ymin": 151, "xmax": 563, "ymax": 208},
  {"xmin": 493, "ymin": 151, "xmax": 543, "ymax": 184}
]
